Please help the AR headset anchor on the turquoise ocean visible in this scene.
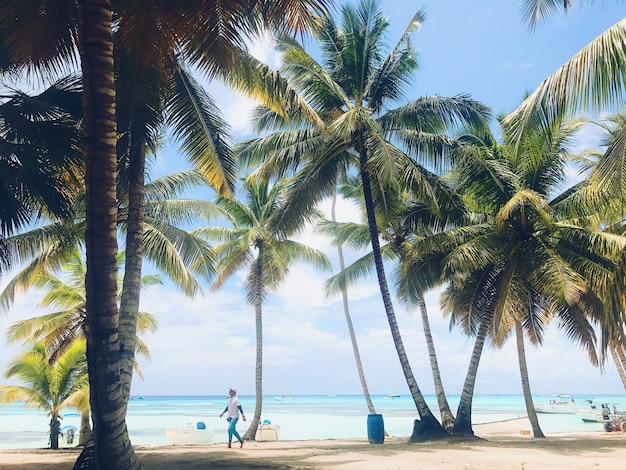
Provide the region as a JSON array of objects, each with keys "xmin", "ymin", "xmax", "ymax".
[{"xmin": 1, "ymin": 393, "xmax": 625, "ymax": 450}]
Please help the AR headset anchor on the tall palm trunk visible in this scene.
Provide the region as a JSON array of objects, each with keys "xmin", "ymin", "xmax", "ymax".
[
  {"xmin": 515, "ymin": 323, "xmax": 544, "ymax": 438},
  {"xmin": 453, "ymin": 314, "xmax": 489, "ymax": 435},
  {"xmin": 611, "ymin": 344, "xmax": 626, "ymax": 391},
  {"xmin": 79, "ymin": 411, "xmax": 92, "ymax": 446},
  {"xmin": 416, "ymin": 292, "xmax": 455, "ymax": 432},
  {"xmin": 50, "ymin": 416, "xmax": 61, "ymax": 450},
  {"xmin": 119, "ymin": 138, "xmax": 146, "ymax": 402},
  {"xmin": 243, "ymin": 257, "xmax": 264, "ymax": 440},
  {"xmin": 331, "ymin": 191, "xmax": 376, "ymax": 414},
  {"xmin": 75, "ymin": 1, "xmax": 140, "ymax": 468},
  {"xmin": 359, "ymin": 161, "xmax": 446, "ymax": 440}
]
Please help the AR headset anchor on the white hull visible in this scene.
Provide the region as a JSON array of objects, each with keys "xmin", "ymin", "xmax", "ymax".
[
  {"xmin": 166, "ymin": 428, "xmax": 214, "ymax": 445},
  {"xmin": 255, "ymin": 424, "xmax": 280, "ymax": 441},
  {"xmin": 535, "ymin": 403, "xmax": 579, "ymax": 414}
]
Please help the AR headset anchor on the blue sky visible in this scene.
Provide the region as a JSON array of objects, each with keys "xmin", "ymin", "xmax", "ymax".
[{"xmin": 2, "ymin": 1, "xmax": 626, "ymax": 398}]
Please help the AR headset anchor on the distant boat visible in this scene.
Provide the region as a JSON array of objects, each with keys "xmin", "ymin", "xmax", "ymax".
[
  {"xmin": 274, "ymin": 396, "xmax": 294, "ymax": 402},
  {"xmin": 385, "ymin": 393, "xmax": 400, "ymax": 399}
]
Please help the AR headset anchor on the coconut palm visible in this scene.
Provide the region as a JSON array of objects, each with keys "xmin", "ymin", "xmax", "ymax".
[
  {"xmin": 195, "ymin": 179, "xmax": 331, "ymax": 441},
  {"xmin": 238, "ymin": 0, "xmax": 491, "ymax": 439},
  {"xmin": 318, "ymin": 176, "xmax": 463, "ymax": 432},
  {"xmin": 0, "ymin": 76, "xmax": 83, "ymax": 268},
  {"xmin": 508, "ymin": 2, "xmax": 626, "ymax": 199},
  {"xmin": 4, "ymin": 249, "xmax": 158, "ymax": 445},
  {"xmin": 329, "ymin": 188, "xmax": 377, "ymax": 415},
  {"xmin": 419, "ymin": 105, "xmax": 626, "ymax": 436},
  {"xmin": 1, "ymin": 1, "xmax": 330, "ymax": 466},
  {"xmin": 0, "ymin": 340, "xmax": 89, "ymax": 449}
]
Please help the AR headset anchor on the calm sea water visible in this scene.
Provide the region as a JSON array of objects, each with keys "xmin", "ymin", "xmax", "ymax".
[{"xmin": 1, "ymin": 393, "xmax": 624, "ymax": 450}]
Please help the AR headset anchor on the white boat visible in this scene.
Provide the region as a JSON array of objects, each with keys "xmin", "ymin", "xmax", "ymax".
[
  {"xmin": 166, "ymin": 422, "xmax": 214, "ymax": 445},
  {"xmin": 576, "ymin": 404, "xmax": 626, "ymax": 423},
  {"xmin": 274, "ymin": 396, "xmax": 294, "ymax": 401},
  {"xmin": 535, "ymin": 396, "xmax": 582, "ymax": 414}
]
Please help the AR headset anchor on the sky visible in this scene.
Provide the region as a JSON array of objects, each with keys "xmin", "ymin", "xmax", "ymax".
[{"xmin": 2, "ymin": 1, "xmax": 626, "ymax": 399}]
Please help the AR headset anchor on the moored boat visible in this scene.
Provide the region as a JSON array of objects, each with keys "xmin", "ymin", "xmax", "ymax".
[{"xmin": 535, "ymin": 395, "xmax": 586, "ymax": 414}]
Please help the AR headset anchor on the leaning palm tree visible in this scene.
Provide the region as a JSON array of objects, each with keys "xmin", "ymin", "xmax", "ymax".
[
  {"xmin": 418, "ymin": 106, "xmax": 626, "ymax": 436},
  {"xmin": 195, "ymin": 179, "xmax": 331, "ymax": 441},
  {"xmin": 0, "ymin": 340, "xmax": 89, "ymax": 449},
  {"xmin": 3, "ymin": 248, "xmax": 159, "ymax": 445},
  {"xmin": 319, "ymin": 176, "xmax": 462, "ymax": 432},
  {"xmin": 238, "ymin": 0, "xmax": 491, "ymax": 439},
  {"xmin": 1, "ymin": 2, "xmax": 330, "ymax": 466}
]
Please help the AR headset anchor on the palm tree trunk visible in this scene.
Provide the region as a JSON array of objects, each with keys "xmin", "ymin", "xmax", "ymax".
[
  {"xmin": 243, "ymin": 258, "xmax": 264, "ymax": 441},
  {"xmin": 359, "ymin": 163, "xmax": 446, "ymax": 440},
  {"xmin": 611, "ymin": 344, "xmax": 626, "ymax": 391},
  {"xmin": 50, "ymin": 416, "xmax": 60, "ymax": 450},
  {"xmin": 515, "ymin": 322, "xmax": 544, "ymax": 438},
  {"xmin": 417, "ymin": 292, "xmax": 455, "ymax": 432},
  {"xmin": 79, "ymin": 412, "xmax": 92, "ymax": 446},
  {"xmin": 331, "ymin": 191, "xmax": 376, "ymax": 414},
  {"xmin": 453, "ymin": 314, "xmax": 489, "ymax": 436},
  {"xmin": 119, "ymin": 139, "xmax": 146, "ymax": 403},
  {"xmin": 75, "ymin": 1, "xmax": 140, "ymax": 468}
]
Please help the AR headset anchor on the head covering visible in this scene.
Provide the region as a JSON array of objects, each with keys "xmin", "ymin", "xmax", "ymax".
[{"xmin": 229, "ymin": 387, "xmax": 237, "ymax": 394}]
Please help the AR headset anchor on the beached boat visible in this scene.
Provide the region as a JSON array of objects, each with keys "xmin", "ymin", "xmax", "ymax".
[
  {"xmin": 535, "ymin": 395, "xmax": 586, "ymax": 414},
  {"xmin": 166, "ymin": 422, "xmax": 214, "ymax": 445}
]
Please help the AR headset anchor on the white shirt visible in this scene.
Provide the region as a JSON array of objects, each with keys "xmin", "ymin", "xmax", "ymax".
[{"xmin": 226, "ymin": 395, "xmax": 242, "ymax": 418}]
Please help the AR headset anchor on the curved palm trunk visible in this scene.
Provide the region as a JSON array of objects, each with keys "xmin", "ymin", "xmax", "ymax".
[
  {"xmin": 243, "ymin": 258, "xmax": 264, "ymax": 441},
  {"xmin": 417, "ymin": 292, "xmax": 455, "ymax": 432},
  {"xmin": 611, "ymin": 344, "xmax": 626, "ymax": 391},
  {"xmin": 515, "ymin": 323, "xmax": 544, "ymax": 438},
  {"xmin": 119, "ymin": 139, "xmax": 146, "ymax": 403},
  {"xmin": 331, "ymin": 191, "xmax": 376, "ymax": 414},
  {"xmin": 453, "ymin": 314, "xmax": 489, "ymax": 436},
  {"xmin": 359, "ymin": 164, "xmax": 446, "ymax": 440},
  {"xmin": 75, "ymin": 1, "xmax": 140, "ymax": 468}
]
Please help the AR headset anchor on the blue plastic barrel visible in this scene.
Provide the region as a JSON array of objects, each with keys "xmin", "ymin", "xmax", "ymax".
[{"xmin": 367, "ymin": 414, "xmax": 384, "ymax": 444}]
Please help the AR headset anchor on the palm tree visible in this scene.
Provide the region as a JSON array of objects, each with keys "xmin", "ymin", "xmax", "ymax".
[
  {"xmin": 3, "ymin": 249, "xmax": 158, "ymax": 445},
  {"xmin": 319, "ymin": 177, "xmax": 461, "ymax": 432},
  {"xmin": 1, "ymin": 1, "xmax": 330, "ymax": 467},
  {"xmin": 0, "ymin": 77, "xmax": 83, "ymax": 266},
  {"xmin": 329, "ymin": 188, "xmax": 377, "ymax": 415},
  {"xmin": 0, "ymin": 340, "xmax": 89, "ymax": 449},
  {"xmin": 420, "ymin": 106, "xmax": 626, "ymax": 436},
  {"xmin": 508, "ymin": 2, "xmax": 626, "ymax": 196},
  {"xmin": 195, "ymin": 179, "xmax": 330, "ymax": 440},
  {"xmin": 238, "ymin": 0, "xmax": 490, "ymax": 439}
]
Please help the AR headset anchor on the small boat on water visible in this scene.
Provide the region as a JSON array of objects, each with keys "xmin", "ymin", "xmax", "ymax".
[
  {"xmin": 166, "ymin": 422, "xmax": 213, "ymax": 445},
  {"xmin": 576, "ymin": 403, "xmax": 626, "ymax": 423},
  {"xmin": 535, "ymin": 395, "xmax": 588, "ymax": 414},
  {"xmin": 274, "ymin": 396, "xmax": 294, "ymax": 401}
]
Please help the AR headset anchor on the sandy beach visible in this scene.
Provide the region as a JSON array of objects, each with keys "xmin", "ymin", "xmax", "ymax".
[{"xmin": 1, "ymin": 420, "xmax": 625, "ymax": 470}]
